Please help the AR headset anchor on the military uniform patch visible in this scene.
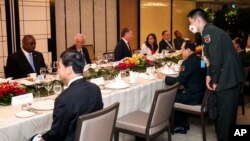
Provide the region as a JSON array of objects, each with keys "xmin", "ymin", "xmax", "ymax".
[{"xmin": 204, "ymin": 34, "xmax": 211, "ymax": 43}]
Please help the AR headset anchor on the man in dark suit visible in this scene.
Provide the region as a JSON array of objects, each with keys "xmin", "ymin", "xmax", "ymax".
[
  {"xmin": 114, "ymin": 27, "xmax": 133, "ymax": 61},
  {"xmin": 157, "ymin": 41, "xmax": 206, "ymax": 134},
  {"xmin": 67, "ymin": 34, "xmax": 91, "ymax": 64},
  {"xmin": 158, "ymin": 30, "xmax": 173, "ymax": 53},
  {"xmin": 32, "ymin": 50, "xmax": 103, "ymax": 141},
  {"xmin": 232, "ymin": 37, "xmax": 250, "ymax": 67},
  {"xmin": 174, "ymin": 30, "xmax": 185, "ymax": 50},
  {"xmin": 6, "ymin": 35, "xmax": 46, "ymax": 79},
  {"xmin": 188, "ymin": 8, "xmax": 244, "ymax": 141}
]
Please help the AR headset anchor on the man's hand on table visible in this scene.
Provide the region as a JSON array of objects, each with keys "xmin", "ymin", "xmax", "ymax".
[
  {"xmin": 157, "ymin": 72, "xmax": 166, "ymax": 80},
  {"xmin": 32, "ymin": 134, "xmax": 44, "ymax": 141}
]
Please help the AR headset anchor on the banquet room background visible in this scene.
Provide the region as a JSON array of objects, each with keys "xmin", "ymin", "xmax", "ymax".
[{"xmin": 0, "ymin": 0, "xmax": 249, "ymax": 78}]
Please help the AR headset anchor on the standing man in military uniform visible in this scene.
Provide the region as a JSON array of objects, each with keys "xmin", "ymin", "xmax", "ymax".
[
  {"xmin": 157, "ymin": 41, "xmax": 207, "ymax": 134},
  {"xmin": 187, "ymin": 8, "xmax": 244, "ymax": 141}
]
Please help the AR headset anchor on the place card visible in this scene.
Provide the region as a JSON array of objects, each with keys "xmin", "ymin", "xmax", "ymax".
[
  {"xmin": 11, "ymin": 93, "xmax": 33, "ymax": 106},
  {"xmin": 90, "ymin": 77, "xmax": 105, "ymax": 86}
]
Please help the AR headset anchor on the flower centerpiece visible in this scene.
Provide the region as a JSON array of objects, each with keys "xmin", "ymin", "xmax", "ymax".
[
  {"xmin": 116, "ymin": 54, "xmax": 149, "ymax": 72},
  {"xmin": 0, "ymin": 82, "xmax": 27, "ymax": 106}
]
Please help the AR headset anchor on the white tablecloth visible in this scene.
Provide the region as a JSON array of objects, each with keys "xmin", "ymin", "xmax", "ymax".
[{"xmin": 0, "ymin": 77, "xmax": 167, "ymax": 141}]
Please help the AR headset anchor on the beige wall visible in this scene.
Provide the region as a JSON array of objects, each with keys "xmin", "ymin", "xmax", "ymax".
[
  {"xmin": 0, "ymin": 0, "xmax": 7, "ymax": 77},
  {"xmin": 140, "ymin": 0, "xmax": 196, "ymax": 47},
  {"xmin": 140, "ymin": 0, "xmax": 171, "ymax": 47},
  {"xmin": 55, "ymin": 0, "xmax": 117, "ymax": 60},
  {"xmin": 119, "ymin": 0, "xmax": 138, "ymax": 50},
  {"xmin": 172, "ymin": 0, "xmax": 196, "ymax": 42}
]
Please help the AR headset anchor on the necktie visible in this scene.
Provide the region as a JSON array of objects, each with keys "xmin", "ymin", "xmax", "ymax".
[
  {"xmin": 28, "ymin": 53, "xmax": 36, "ymax": 72},
  {"xmin": 127, "ymin": 43, "xmax": 131, "ymax": 51},
  {"xmin": 166, "ymin": 41, "xmax": 172, "ymax": 49},
  {"xmin": 79, "ymin": 50, "xmax": 87, "ymax": 65}
]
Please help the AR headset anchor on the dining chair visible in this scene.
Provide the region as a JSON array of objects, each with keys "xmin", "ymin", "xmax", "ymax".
[
  {"xmin": 239, "ymin": 66, "xmax": 250, "ymax": 115},
  {"xmin": 83, "ymin": 44, "xmax": 95, "ymax": 61},
  {"xmin": 103, "ymin": 52, "xmax": 115, "ymax": 62},
  {"xmin": 173, "ymin": 89, "xmax": 210, "ymax": 141},
  {"xmin": 4, "ymin": 66, "xmax": 9, "ymax": 78},
  {"xmin": 114, "ymin": 82, "xmax": 179, "ymax": 141},
  {"xmin": 75, "ymin": 102, "xmax": 119, "ymax": 141}
]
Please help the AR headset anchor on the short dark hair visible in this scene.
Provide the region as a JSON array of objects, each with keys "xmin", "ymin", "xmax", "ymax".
[
  {"xmin": 187, "ymin": 8, "xmax": 208, "ymax": 22},
  {"xmin": 121, "ymin": 27, "xmax": 130, "ymax": 37},
  {"xmin": 60, "ymin": 50, "xmax": 85, "ymax": 74},
  {"xmin": 184, "ymin": 40, "xmax": 196, "ymax": 52},
  {"xmin": 234, "ymin": 37, "xmax": 247, "ymax": 50},
  {"xmin": 161, "ymin": 30, "xmax": 168, "ymax": 36}
]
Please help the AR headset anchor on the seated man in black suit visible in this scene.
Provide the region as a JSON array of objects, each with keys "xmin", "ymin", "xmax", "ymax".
[
  {"xmin": 157, "ymin": 41, "xmax": 207, "ymax": 134},
  {"xmin": 232, "ymin": 37, "xmax": 250, "ymax": 67},
  {"xmin": 32, "ymin": 50, "xmax": 103, "ymax": 141},
  {"xmin": 6, "ymin": 35, "xmax": 46, "ymax": 79},
  {"xmin": 67, "ymin": 34, "xmax": 91, "ymax": 64},
  {"xmin": 173, "ymin": 30, "xmax": 185, "ymax": 50},
  {"xmin": 114, "ymin": 27, "xmax": 133, "ymax": 61},
  {"xmin": 158, "ymin": 30, "xmax": 173, "ymax": 53}
]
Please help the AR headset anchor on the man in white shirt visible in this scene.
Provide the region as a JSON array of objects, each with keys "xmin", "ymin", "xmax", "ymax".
[
  {"xmin": 159, "ymin": 30, "xmax": 173, "ymax": 53},
  {"xmin": 67, "ymin": 34, "xmax": 91, "ymax": 64},
  {"xmin": 6, "ymin": 35, "xmax": 46, "ymax": 79},
  {"xmin": 114, "ymin": 27, "xmax": 133, "ymax": 61}
]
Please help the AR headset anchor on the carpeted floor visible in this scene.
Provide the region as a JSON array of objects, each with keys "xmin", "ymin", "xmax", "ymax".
[{"xmin": 120, "ymin": 96, "xmax": 250, "ymax": 141}]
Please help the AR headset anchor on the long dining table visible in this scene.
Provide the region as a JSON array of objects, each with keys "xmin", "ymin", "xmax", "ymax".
[{"xmin": 0, "ymin": 74, "xmax": 172, "ymax": 141}]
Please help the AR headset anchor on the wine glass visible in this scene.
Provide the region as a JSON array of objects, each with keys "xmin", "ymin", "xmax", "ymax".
[
  {"xmin": 53, "ymin": 83, "xmax": 62, "ymax": 96},
  {"xmin": 166, "ymin": 62, "xmax": 172, "ymax": 68},
  {"xmin": 45, "ymin": 82, "xmax": 52, "ymax": 96},
  {"xmin": 53, "ymin": 61, "xmax": 58, "ymax": 72},
  {"xmin": 46, "ymin": 62, "xmax": 53, "ymax": 74},
  {"xmin": 35, "ymin": 82, "xmax": 44, "ymax": 98},
  {"xmin": 40, "ymin": 67, "xmax": 47, "ymax": 78}
]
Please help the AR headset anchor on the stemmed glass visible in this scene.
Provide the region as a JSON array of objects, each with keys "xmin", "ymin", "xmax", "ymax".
[
  {"xmin": 40, "ymin": 67, "xmax": 47, "ymax": 78},
  {"xmin": 35, "ymin": 82, "xmax": 44, "ymax": 98},
  {"xmin": 45, "ymin": 82, "xmax": 52, "ymax": 96},
  {"xmin": 53, "ymin": 82, "xmax": 62, "ymax": 96},
  {"xmin": 46, "ymin": 62, "xmax": 53, "ymax": 74},
  {"xmin": 166, "ymin": 62, "xmax": 172, "ymax": 68},
  {"xmin": 53, "ymin": 61, "xmax": 58, "ymax": 73}
]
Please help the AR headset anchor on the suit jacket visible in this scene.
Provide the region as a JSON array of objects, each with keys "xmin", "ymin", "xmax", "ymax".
[
  {"xmin": 6, "ymin": 50, "xmax": 46, "ymax": 79},
  {"xmin": 165, "ymin": 54, "xmax": 207, "ymax": 105},
  {"xmin": 238, "ymin": 50, "xmax": 250, "ymax": 67},
  {"xmin": 159, "ymin": 39, "xmax": 172, "ymax": 53},
  {"xmin": 114, "ymin": 39, "xmax": 132, "ymax": 61},
  {"xmin": 174, "ymin": 37, "xmax": 185, "ymax": 50},
  {"xmin": 202, "ymin": 24, "xmax": 244, "ymax": 91},
  {"xmin": 42, "ymin": 78, "xmax": 103, "ymax": 141},
  {"xmin": 68, "ymin": 45, "xmax": 91, "ymax": 64}
]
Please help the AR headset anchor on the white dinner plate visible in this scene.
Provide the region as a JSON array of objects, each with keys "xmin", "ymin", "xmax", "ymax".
[
  {"xmin": 157, "ymin": 68, "xmax": 178, "ymax": 75},
  {"xmin": 105, "ymin": 82, "xmax": 129, "ymax": 89},
  {"xmin": 31, "ymin": 99, "xmax": 54, "ymax": 111},
  {"xmin": 101, "ymin": 89, "xmax": 112, "ymax": 94},
  {"xmin": 16, "ymin": 111, "xmax": 36, "ymax": 118}
]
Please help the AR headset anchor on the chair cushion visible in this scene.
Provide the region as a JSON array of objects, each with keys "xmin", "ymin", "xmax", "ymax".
[
  {"xmin": 174, "ymin": 102, "xmax": 202, "ymax": 112},
  {"xmin": 116, "ymin": 111, "xmax": 149, "ymax": 134}
]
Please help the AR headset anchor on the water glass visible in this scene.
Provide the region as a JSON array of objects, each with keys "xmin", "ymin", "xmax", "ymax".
[
  {"xmin": 40, "ymin": 67, "xmax": 47, "ymax": 77},
  {"xmin": 53, "ymin": 83, "xmax": 62, "ymax": 96}
]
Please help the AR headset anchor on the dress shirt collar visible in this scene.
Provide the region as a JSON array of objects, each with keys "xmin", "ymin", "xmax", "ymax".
[
  {"xmin": 122, "ymin": 38, "xmax": 129, "ymax": 44},
  {"xmin": 164, "ymin": 39, "xmax": 170, "ymax": 43},
  {"xmin": 68, "ymin": 76, "xmax": 83, "ymax": 87},
  {"xmin": 21, "ymin": 47, "xmax": 31, "ymax": 60}
]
